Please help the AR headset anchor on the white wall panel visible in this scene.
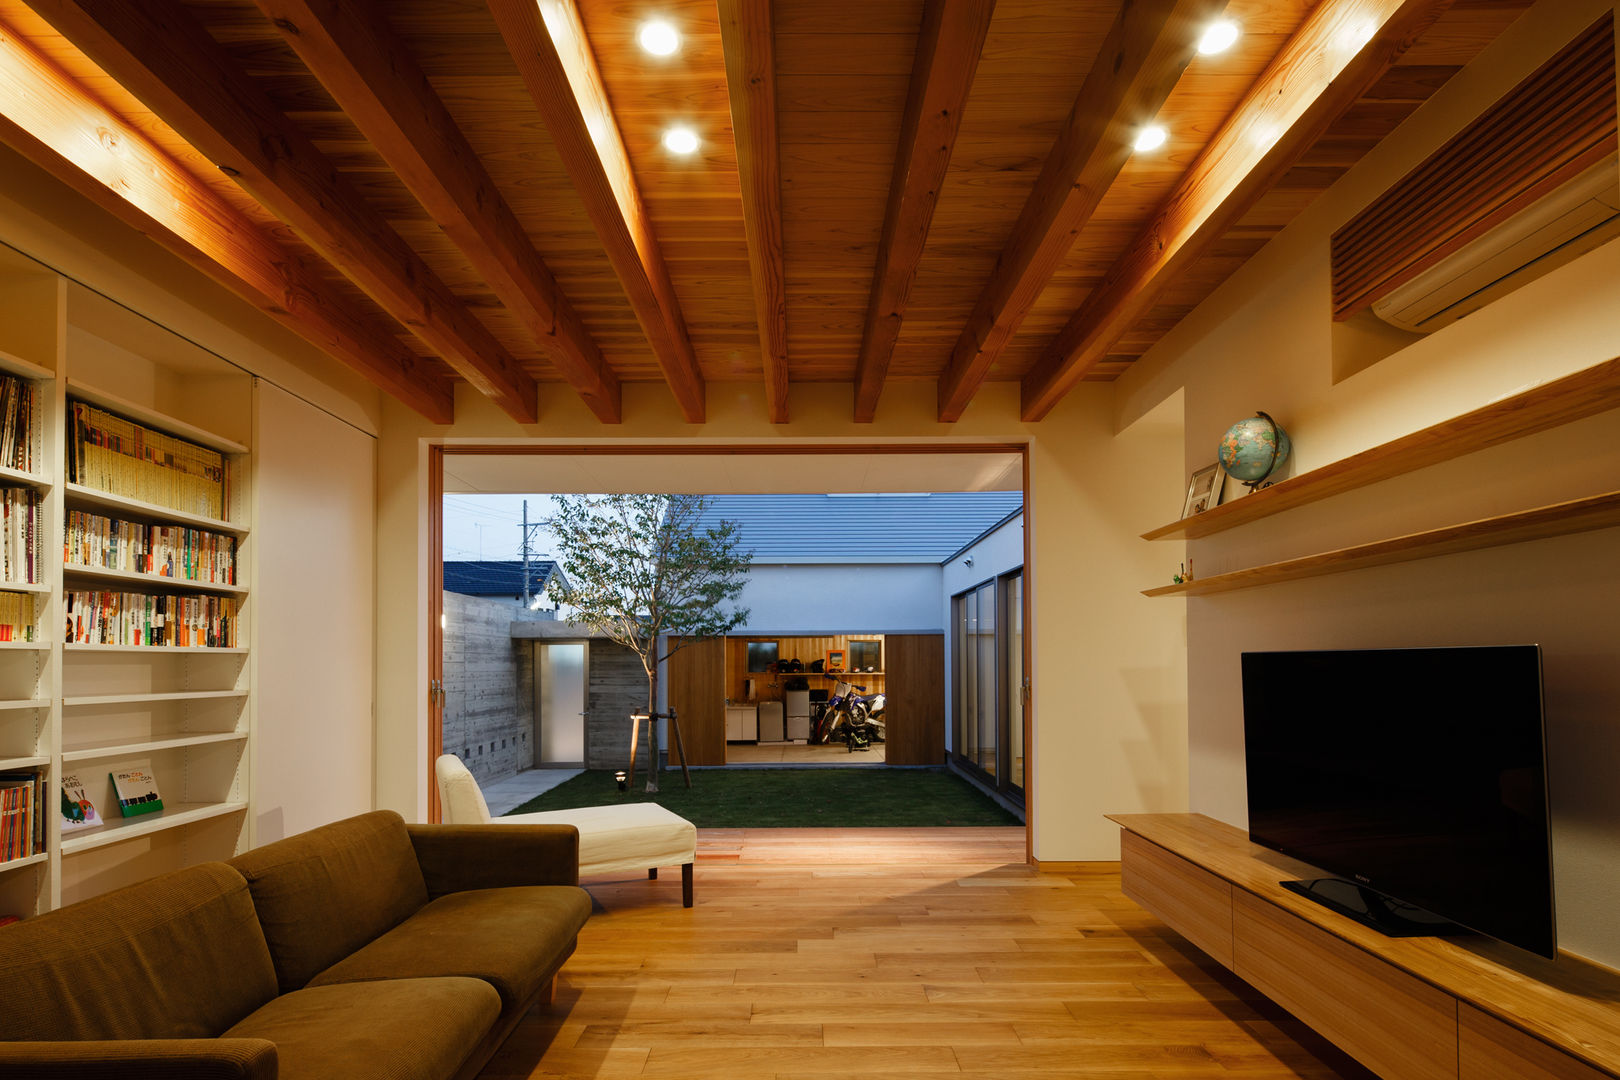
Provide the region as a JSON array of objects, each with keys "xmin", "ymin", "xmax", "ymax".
[{"xmin": 252, "ymin": 381, "xmax": 376, "ymax": 841}]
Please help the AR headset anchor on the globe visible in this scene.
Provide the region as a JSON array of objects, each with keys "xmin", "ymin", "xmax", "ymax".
[{"xmin": 1218, "ymin": 412, "xmax": 1291, "ymax": 487}]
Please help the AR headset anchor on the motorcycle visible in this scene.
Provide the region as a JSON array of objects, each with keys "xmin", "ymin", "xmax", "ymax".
[{"xmin": 814, "ymin": 677, "xmax": 886, "ymax": 750}]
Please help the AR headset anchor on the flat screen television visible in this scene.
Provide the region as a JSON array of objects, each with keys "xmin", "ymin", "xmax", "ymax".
[{"xmin": 1241, "ymin": 645, "xmax": 1555, "ymax": 958}]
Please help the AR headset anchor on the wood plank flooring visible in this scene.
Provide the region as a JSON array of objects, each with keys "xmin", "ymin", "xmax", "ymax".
[{"xmin": 480, "ymin": 829, "xmax": 1374, "ymax": 1079}]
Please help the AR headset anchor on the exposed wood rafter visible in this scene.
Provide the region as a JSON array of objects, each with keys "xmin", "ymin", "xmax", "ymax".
[
  {"xmin": 256, "ymin": 0, "xmax": 624, "ymax": 424},
  {"xmin": 490, "ymin": 0, "xmax": 706, "ymax": 423},
  {"xmin": 28, "ymin": 0, "xmax": 541, "ymax": 424},
  {"xmin": 853, "ymin": 0, "xmax": 996, "ymax": 424},
  {"xmin": 935, "ymin": 0, "xmax": 1228, "ymax": 423},
  {"xmin": 0, "ymin": 14, "xmax": 455, "ymax": 423},
  {"xmin": 717, "ymin": 0, "xmax": 789, "ymax": 424},
  {"xmin": 1021, "ymin": 0, "xmax": 1455, "ymax": 421}
]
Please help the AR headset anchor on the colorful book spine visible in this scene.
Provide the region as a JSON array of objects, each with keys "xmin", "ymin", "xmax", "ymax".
[
  {"xmin": 64, "ymin": 509, "xmax": 237, "ymax": 584},
  {"xmin": 0, "ymin": 770, "xmax": 44, "ymax": 862},
  {"xmin": 1, "ymin": 487, "xmax": 41, "ymax": 585},
  {"xmin": 0, "ymin": 375, "xmax": 36, "ymax": 474},
  {"xmin": 0, "ymin": 591, "xmax": 34, "ymax": 642},
  {"xmin": 64, "ymin": 590, "xmax": 239, "ymax": 648},
  {"xmin": 67, "ymin": 401, "xmax": 227, "ymax": 520}
]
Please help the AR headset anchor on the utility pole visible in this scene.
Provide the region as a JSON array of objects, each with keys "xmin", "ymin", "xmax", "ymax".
[{"xmin": 521, "ymin": 499, "xmax": 532, "ymax": 608}]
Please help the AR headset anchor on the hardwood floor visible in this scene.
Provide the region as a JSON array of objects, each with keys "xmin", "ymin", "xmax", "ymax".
[{"xmin": 481, "ymin": 829, "xmax": 1374, "ymax": 1079}]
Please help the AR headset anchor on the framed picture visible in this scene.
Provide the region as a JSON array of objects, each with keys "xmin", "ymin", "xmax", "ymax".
[
  {"xmin": 825, "ymin": 649, "xmax": 846, "ymax": 673},
  {"xmin": 1181, "ymin": 463, "xmax": 1224, "ymax": 518}
]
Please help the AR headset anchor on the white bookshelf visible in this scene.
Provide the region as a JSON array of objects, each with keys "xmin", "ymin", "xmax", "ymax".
[
  {"xmin": 59, "ymin": 801, "xmax": 248, "ymax": 855},
  {"xmin": 64, "ymin": 643, "xmax": 249, "ymax": 654},
  {"xmin": 64, "ymin": 690, "xmax": 247, "ymax": 708},
  {"xmin": 61, "ymin": 731, "xmax": 246, "ymax": 763},
  {"xmin": 63, "ymin": 564, "xmax": 246, "ymax": 596},
  {"xmin": 63, "ymin": 483, "xmax": 248, "ymax": 538},
  {"xmin": 0, "ymin": 245, "xmax": 256, "ymax": 917},
  {"xmin": 0, "ymin": 464, "xmax": 49, "ymax": 491}
]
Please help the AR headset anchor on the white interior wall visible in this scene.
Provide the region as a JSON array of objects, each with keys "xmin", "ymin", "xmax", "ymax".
[
  {"xmin": 376, "ymin": 380, "xmax": 1187, "ymax": 861},
  {"xmin": 252, "ymin": 381, "xmax": 378, "ymax": 842},
  {"xmin": 1114, "ymin": 0, "xmax": 1620, "ymax": 967}
]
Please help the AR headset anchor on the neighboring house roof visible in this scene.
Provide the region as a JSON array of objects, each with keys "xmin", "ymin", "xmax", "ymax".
[
  {"xmin": 443, "ymin": 559, "xmax": 567, "ymax": 597},
  {"xmin": 695, "ymin": 493, "xmax": 1024, "ymax": 563}
]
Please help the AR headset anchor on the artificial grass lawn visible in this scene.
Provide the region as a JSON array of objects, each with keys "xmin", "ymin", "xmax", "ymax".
[{"xmin": 504, "ymin": 767, "xmax": 1021, "ymax": 828}]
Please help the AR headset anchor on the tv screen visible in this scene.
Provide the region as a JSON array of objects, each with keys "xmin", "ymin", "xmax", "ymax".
[{"xmin": 1241, "ymin": 645, "xmax": 1555, "ymax": 957}]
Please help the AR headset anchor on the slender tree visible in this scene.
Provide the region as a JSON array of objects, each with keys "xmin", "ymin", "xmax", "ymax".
[{"xmin": 545, "ymin": 494, "xmax": 751, "ymax": 791}]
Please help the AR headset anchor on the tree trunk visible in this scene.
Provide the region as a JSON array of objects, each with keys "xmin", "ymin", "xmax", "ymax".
[{"xmin": 644, "ymin": 670, "xmax": 660, "ymax": 793}]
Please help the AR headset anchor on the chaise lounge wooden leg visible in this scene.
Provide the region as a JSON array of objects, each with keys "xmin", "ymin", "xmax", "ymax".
[
  {"xmin": 681, "ymin": 862, "xmax": 693, "ymax": 908},
  {"xmin": 538, "ymin": 975, "xmax": 555, "ymax": 1009},
  {"xmin": 648, "ymin": 867, "xmax": 657, "ymax": 879}
]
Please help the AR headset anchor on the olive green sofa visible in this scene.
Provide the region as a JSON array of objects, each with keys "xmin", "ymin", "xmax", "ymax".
[{"xmin": 0, "ymin": 810, "xmax": 591, "ymax": 1080}]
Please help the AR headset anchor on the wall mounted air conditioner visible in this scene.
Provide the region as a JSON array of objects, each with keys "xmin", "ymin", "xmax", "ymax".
[{"xmin": 1372, "ymin": 155, "xmax": 1620, "ymax": 334}]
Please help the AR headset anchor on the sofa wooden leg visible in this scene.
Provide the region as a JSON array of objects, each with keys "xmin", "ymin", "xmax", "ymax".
[
  {"xmin": 682, "ymin": 862, "xmax": 693, "ymax": 908},
  {"xmin": 538, "ymin": 975, "xmax": 556, "ymax": 1009},
  {"xmin": 648, "ymin": 867, "xmax": 658, "ymax": 880}
]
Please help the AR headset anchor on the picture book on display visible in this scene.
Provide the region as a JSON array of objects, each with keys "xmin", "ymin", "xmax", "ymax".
[
  {"xmin": 59, "ymin": 773, "xmax": 102, "ymax": 833},
  {"xmin": 110, "ymin": 765, "xmax": 164, "ymax": 818}
]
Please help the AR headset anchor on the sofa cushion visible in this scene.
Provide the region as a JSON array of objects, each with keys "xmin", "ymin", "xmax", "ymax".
[
  {"xmin": 224, "ymin": 977, "xmax": 499, "ymax": 1080},
  {"xmin": 309, "ymin": 885, "xmax": 591, "ymax": 1012},
  {"xmin": 0, "ymin": 862, "xmax": 277, "ymax": 1041},
  {"xmin": 230, "ymin": 810, "xmax": 431, "ymax": 993}
]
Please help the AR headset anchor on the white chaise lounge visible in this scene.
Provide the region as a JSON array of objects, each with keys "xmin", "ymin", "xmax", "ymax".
[{"xmin": 435, "ymin": 754, "xmax": 697, "ymax": 907}]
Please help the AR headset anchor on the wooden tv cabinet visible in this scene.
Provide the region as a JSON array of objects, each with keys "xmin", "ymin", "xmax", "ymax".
[{"xmin": 1110, "ymin": 814, "xmax": 1620, "ymax": 1080}]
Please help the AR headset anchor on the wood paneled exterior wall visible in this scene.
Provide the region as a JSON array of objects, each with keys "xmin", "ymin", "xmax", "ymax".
[
  {"xmin": 882, "ymin": 633, "xmax": 946, "ymax": 766},
  {"xmin": 667, "ymin": 636, "xmax": 726, "ymax": 766}
]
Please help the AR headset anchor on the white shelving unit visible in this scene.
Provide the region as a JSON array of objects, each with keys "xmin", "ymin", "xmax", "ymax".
[{"xmin": 0, "ymin": 243, "xmax": 255, "ymax": 917}]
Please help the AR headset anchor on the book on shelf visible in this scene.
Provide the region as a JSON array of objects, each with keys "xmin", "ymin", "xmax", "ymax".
[
  {"xmin": 0, "ymin": 374, "xmax": 37, "ymax": 474},
  {"xmin": 109, "ymin": 765, "xmax": 163, "ymax": 818},
  {"xmin": 1, "ymin": 487, "xmax": 38, "ymax": 585},
  {"xmin": 59, "ymin": 772, "xmax": 102, "ymax": 834},
  {"xmin": 0, "ymin": 590, "xmax": 34, "ymax": 642},
  {"xmin": 65, "ymin": 589, "xmax": 239, "ymax": 648},
  {"xmin": 66, "ymin": 509, "xmax": 237, "ymax": 585},
  {"xmin": 68, "ymin": 400, "xmax": 228, "ymax": 520},
  {"xmin": 1, "ymin": 770, "xmax": 43, "ymax": 861}
]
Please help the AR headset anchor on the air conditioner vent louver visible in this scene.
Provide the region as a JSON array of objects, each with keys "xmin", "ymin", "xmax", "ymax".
[
  {"xmin": 1333, "ymin": 16, "xmax": 1617, "ymax": 333},
  {"xmin": 1370, "ymin": 156, "xmax": 1620, "ymax": 333}
]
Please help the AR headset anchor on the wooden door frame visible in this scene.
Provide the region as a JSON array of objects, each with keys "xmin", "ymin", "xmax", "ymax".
[{"xmin": 427, "ymin": 441, "xmax": 1035, "ymax": 859}]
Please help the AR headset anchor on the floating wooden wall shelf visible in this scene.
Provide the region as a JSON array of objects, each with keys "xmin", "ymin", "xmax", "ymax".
[
  {"xmin": 1143, "ymin": 354, "xmax": 1620, "ymax": 542},
  {"xmin": 1144, "ymin": 489, "xmax": 1620, "ymax": 597}
]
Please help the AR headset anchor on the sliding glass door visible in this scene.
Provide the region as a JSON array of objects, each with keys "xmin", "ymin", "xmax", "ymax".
[{"xmin": 952, "ymin": 569, "xmax": 1024, "ymax": 805}]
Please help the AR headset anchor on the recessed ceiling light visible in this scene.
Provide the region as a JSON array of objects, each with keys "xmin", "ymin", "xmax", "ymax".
[
  {"xmin": 1197, "ymin": 19, "xmax": 1240, "ymax": 55},
  {"xmin": 663, "ymin": 127, "xmax": 700, "ymax": 154},
  {"xmin": 1133, "ymin": 125, "xmax": 1167, "ymax": 153},
  {"xmin": 639, "ymin": 20, "xmax": 680, "ymax": 56}
]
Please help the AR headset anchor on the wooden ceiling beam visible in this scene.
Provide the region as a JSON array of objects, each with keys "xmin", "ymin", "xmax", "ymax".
[
  {"xmin": 717, "ymin": 0, "xmax": 788, "ymax": 424},
  {"xmin": 490, "ymin": 0, "xmax": 706, "ymax": 424},
  {"xmin": 1021, "ymin": 0, "xmax": 1455, "ymax": 421},
  {"xmin": 853, "ymin": 0, "xmax": 996, "ymax": 424},
  {"xmin": 935, "ymin": 0, "xmax": 1228, "ymax": 423},
  {"xmin": 256, "ymin": 0, "xmax": 622, "ymax": 424},
  {"xmin": 28, "ymin": 0, "xmax": 541, "ymax": 425},
  {"xmin": 0, "ymin": 14, "xmax": 455, "ymax": 423}
]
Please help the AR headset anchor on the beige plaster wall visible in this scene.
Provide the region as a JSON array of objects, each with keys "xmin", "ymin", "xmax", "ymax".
[
  {"xmin": 1114, "ymin": 0, "xmax": 1620, "ymax": 966},
  {"xmin": 375, "ymin": 379, "xmax": 1188, "ymax": 860}
]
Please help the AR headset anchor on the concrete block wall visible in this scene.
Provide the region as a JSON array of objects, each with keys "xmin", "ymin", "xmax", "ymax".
[
  {"xmin": 587, "ymin": 640, "xmax": 651, "ymax": 771},
  {"xmin": 443, "ymin": 591, "xmax": 535, "ymax": 784}
]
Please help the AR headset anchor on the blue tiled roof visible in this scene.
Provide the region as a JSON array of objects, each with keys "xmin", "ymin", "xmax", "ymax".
[
  {"xmin": 694, "ymin": 493, "xmax": 1023, "ymax": 562},
  {"xmin": 443, "ymin": 559, "xmax": 565, "ymax": 596}
]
